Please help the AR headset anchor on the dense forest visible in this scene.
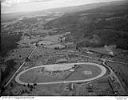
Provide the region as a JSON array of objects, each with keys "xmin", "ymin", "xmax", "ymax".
[
  {"xmin": 0, "ymin": 32, "xmax": 22, "ymax": 57},
  {"xmin": 45, "ymin": 0, "xmax": 128, "ymax": 50}
]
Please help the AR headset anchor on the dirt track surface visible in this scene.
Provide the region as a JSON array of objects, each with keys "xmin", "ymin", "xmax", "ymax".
[{"xmin": 15, "ymin": 62, "xmax": 107, "ymax": 85}]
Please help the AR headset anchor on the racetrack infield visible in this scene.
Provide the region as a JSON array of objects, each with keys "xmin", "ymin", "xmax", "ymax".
[{"xmin": 15, "ymin": 63, "xmax": 107, "ymax": 85}]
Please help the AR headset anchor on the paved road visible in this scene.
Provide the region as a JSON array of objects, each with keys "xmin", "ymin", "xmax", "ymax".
[
  {"xmin": 103, "ymin": 60, "xmax": 126, "ymax": 94},
  {"xmin": 4, "ymin": 46, "xmax": 37, "ymax": 88}
]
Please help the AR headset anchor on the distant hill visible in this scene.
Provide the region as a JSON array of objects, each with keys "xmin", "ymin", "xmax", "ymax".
[
  {"xmin": 2, "ymin": 0, "xmax": 125, "ymax": 23},
  {"xmin": 46, "ymin": 2, "xmax": 110, "ymax": 14},
  {"xmin": 45, "ymin": 0, "xmax": 128, "ymax": 50},
  {"xmin": 1, "ymin": 11, "xmax": 52, "ymax": 23}
]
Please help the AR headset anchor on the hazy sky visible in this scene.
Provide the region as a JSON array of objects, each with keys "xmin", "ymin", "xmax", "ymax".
[{"xmin": 1, "ymin": 0, "xmax": 122, "ymax": 13}]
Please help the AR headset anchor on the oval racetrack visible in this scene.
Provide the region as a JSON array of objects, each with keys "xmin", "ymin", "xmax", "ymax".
[{"xmin": 15, "ymin": 63, "xmax": 107, "ymax": 85}]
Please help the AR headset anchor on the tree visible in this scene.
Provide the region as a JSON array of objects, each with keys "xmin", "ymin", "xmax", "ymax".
[{"xmin": 25, "ymin": 57, "xmax": 30, "ymax": 62}]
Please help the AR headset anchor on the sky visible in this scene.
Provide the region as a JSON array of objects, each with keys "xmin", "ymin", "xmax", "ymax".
[{"xmin": 1, "ymin": 0, "xmax": 122, "ymax": 14}]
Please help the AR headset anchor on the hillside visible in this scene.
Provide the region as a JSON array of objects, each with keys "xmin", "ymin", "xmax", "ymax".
[
  {"xmin": 1, "ymin": 0, "xmax": 123, "ymax": 23},
  {"xmin": 45, "ymin": 0, "xmax": 128, "ymax": 50}
]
